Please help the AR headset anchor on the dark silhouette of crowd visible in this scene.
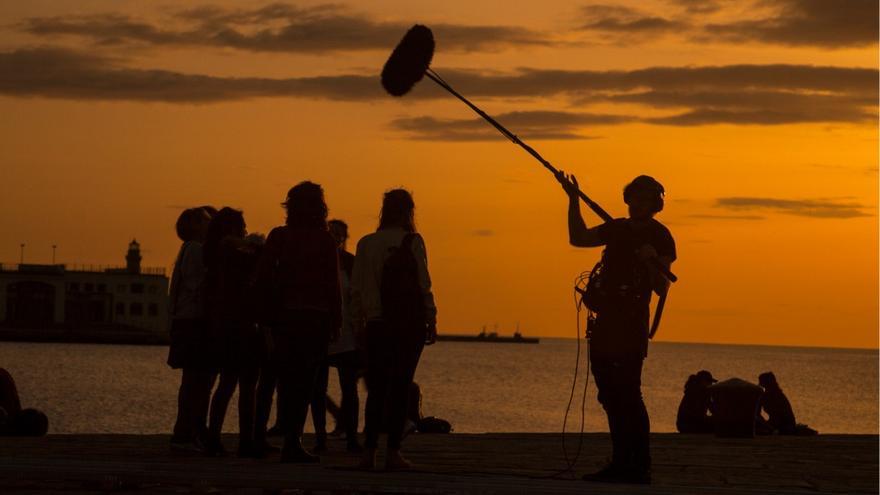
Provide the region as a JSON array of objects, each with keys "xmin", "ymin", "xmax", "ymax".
[{"xmin": 167, "ymin": 182, "xmax": 437, "ymax": 470}]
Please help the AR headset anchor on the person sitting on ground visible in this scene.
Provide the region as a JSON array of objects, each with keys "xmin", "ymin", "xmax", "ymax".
[
  {"xmin": 676, "ymin": 370, "xmax": 716, "ymax": 434},
  {"xmin": 0, "ymin": 368, "xmax": 48, "ymax": 437},
  {"xmin": 757, "ymin": 372, "xmax": 817, "ymax": 436}
]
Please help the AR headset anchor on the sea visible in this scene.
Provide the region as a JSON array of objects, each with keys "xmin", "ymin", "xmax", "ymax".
[{"xmin": 1, "ymin": 340, "xmax": 876, "ymax": 435}]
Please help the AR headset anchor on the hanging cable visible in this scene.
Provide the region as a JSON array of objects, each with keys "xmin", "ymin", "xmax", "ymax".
[{"xmin": 534, "ymin": 270, "xmax": 593, "ymax": 480}]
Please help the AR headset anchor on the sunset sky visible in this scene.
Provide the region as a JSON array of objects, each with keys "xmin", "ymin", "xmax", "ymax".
[{"xmin": 0, "ymin": 0, "xmax": 876, "ymax": 348}]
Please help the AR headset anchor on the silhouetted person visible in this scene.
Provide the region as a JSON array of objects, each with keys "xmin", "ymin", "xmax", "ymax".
[
  {"xmin": 676, "ymin": 370, "xmax": 717, "ymax": 433},
  {"xmin": 709, "ymin": 378, "xmax": 764, "ymax": 437},
  {"xmin": 168, "ymin": 207, "xmax": 216, "ymax": 452},
  {"xmin": 255, "ymin": 182, "xmax": 341, "ymax": 464},
  {"xmin": 202, "ymin": 208, "xmax": 266, "ymax": 457},
  {"xmin": 311, "ymin": 219, "xmax": 363, "ymax": 453},
  {"xmin": 0, "ymin": 368, "xmax": 48, "ymax": 437},
  {"xmin": 757, "ymin": 372, "xmax": 816, "ymax": 436},
  {"xmin": 352, "ymin": 189, "xmax": 437, "ymax": 471},
  {"xmin": 557, "ymin": 173, "xmax": 675, "ymax": 485}
]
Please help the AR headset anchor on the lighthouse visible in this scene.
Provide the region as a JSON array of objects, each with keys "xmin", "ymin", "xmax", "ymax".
[{"xmin": 126, "ymin": 239, "xmax": 142, "ymax": 274}]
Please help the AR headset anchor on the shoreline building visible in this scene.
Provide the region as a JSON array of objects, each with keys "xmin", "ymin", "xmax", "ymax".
[{"xmin": 0, "ymin": 240, "xmax": 169, "ymax": 342}]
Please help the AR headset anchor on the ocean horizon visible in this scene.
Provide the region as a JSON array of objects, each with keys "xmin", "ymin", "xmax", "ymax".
[{"xmin": 1, "ymin": 339, "xmax": 877, "ymax": 435}]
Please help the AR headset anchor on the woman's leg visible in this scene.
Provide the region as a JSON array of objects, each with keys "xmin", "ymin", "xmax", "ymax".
[
  {"xmin": 205, "ymin": 368, "xmax": 238, "ymax": 454},
  {"xmin": 386, "ymin": 327, "xmax": 425, "ymax": 455},
  {"xmin": 276, "ymin": 312, "xmax": 327, "ymax": 463},
  {"xmin": 254, "ymin": 365, "xmax": 277, "ymax": 446},
  {"xmin": 237, "ymin": 366, "xmax": 260, "ymax": 455},
  {"xmin": 310, "ymin": 358, "xmax": 330, "ymax": 450},
  {"xmin": 337, "ymin": 353, "xmax": 361, "ymax": 449},
  {"xmin": 362, "ymin": 321, "xmax": 392, "ymax": 452},
  {"xmin": 172, "ymin": 368, "xmax": 196, "ymax": 443}
]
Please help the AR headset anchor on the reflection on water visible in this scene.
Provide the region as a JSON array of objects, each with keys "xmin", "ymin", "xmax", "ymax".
[{"xmin": 1, "ymin": 340, "xmax": 876, "ymax": 434}]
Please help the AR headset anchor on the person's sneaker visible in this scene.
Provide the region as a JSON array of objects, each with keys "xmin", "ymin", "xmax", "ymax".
[
  {"xmin": 202, "ymin": 436, "xmax": 228, "ymax": 457},
  {"xmin": 170, "ymin": 439, "xmax": 204, "ymax": 454},
  {"xmin": 280, "ymin": 442, "xmax": 320, "ymax": 464},
  {"xmin": 385, "ymin": 450, "xmax": 413, "ymax": 471},
  {"xmin": 581, "ymin": 463, "xmax": 627, "ymax": 483},
  {"xmin": 313, "ymin": 433, "xmax": 327, "ymax": 454}
]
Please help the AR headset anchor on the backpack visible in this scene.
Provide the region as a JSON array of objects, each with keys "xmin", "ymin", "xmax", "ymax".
[
  {"xmin": 381, "ymin": 233, "xmax": 426, "ymax": 325},
  {"xmin": 417, "ymin": 416, "xmax": 452, "ymax": 434}
]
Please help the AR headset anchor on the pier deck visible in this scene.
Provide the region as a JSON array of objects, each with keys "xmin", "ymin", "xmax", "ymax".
[{"xmin": 0, "ymin": 433, "xmax": 876, "ymax": 494}]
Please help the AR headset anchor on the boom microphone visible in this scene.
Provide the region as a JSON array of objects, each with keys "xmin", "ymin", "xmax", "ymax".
[{"xmin": 380, "ymin": 25, "xmax": 677, "ymax": 284}]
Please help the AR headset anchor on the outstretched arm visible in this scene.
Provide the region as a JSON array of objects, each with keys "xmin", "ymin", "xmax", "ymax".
[{"xmin": 556, "ymin": 171, "xmax": 603, "ymax": 247}]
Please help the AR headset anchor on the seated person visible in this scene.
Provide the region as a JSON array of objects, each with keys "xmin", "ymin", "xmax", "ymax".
[
  {"xmin": 757, "ymin": 372, "xmax": 817, "ymax": 436},
  {"xmin": 709, "ymin": 377, "xmax": 764, "ymax": 438},
  {"xmin": 676, "ymin": 370, "xmax": 717, "ymax": 433},
  {"xmin": 0, "ymin": 368, "xmax": 48, "ymax": 437}
]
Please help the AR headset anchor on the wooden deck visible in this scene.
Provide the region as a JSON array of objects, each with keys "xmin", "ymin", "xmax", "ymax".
[{"xmin": 0, "ymin": 433, "xmax": 876, "ymax": 494}]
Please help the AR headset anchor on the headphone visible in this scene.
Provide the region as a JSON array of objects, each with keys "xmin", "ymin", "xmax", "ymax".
[{"xmin": 623, "ymin": 175, "xmax": 665, "ymax": 213}]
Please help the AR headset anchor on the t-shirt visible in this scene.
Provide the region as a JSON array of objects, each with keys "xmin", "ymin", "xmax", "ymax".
[
  {"xmin": 591, "ymin": 217, "xmax": 676, "ymax": 357},
  {"xmin": 328, "ymin": 250, "xmax": 357, "ymax": 355}
]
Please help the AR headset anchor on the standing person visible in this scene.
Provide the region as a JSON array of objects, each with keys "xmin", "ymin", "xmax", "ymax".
[
  {"xmin": 255, "ymin": 181, "xmax": 341, "ymax": 463},
  {"xmin": 202, "ymin": 208, "xmax": 265, "ymax": 457},
  {"xmin": 168, "ymin": 207, "xmax": 216, "ymax": 452},
  {"xmin": 311, "ymin": 219, "xmax": 363, "ymax": 454},
  {"xmin": 351, "ymin": 189, "xmax": 437, "ymax": 471},
  {"xmin": 556, "ymin": 173, "xmax": 676, "ymax": 484}
]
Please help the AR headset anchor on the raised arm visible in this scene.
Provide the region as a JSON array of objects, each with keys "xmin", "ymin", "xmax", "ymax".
[{"xmin": 555, "ymin": 171, "xmax": 603, "ymax": 247}]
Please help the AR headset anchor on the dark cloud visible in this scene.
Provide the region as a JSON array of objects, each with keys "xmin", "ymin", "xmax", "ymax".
[
  {"xmin": 20, "ymin": 4, "xmax": 556, "ymax": 54},
  {"xmin": 601, "ymin": 90, "xmax": 875, "ymax": 125},
  {"xmin": 578, "ymin": 0, "xmax": 877, "ymax": 48},
  {"xmin": 390, "ymin": 111, "xmax": 629, "ymax": 141},
  {"xmin": 703, "ymin": 0, "xmax": 879, "ymax": 48},
  {"xmin": 579, "ymin": 5, "xmax": 686, "ymax": 36},
  {"xmin": 0, "ymin": 47, "xmax": 874, "ymax": 128},
  {"xmin": 667, "ymin": 0, "xmax": 724, "ymax": 14},
  {"xmin": 0, "ymin": 47, "xmax": 380, "ymax": 102},
  {"xmin": 715, "ymin": 197, "xmax": 873, "ymax": 218},
  {"xmin": 434, "ymin": 65, "xmax": 877, "ymax": 100},
  {"xmin": 688, "ymin": 213, "xmax": 765, "ymax": 220}
]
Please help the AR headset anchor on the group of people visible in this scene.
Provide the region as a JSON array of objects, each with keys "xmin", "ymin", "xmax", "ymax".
[
  {"xmin": 676, "ymin": 370, "xmax": 817, "ymax": 436},
  {"xmin": 167, "ymin": 182, "xmax": 437, "ymax": 470}
]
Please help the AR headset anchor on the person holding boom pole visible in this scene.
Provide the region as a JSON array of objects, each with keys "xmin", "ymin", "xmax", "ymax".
[
  {"xmin": 379, "ymin": 24, "xmax": 678, "ymax": 482},
  {"xmin": 556, "ymin": 172, "xmax": 676, "ymax": 485}
]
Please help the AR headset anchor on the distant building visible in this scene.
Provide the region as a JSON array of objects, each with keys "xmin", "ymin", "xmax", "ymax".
[{"xmin": 0, "ymin": 240, "xmax": 169, "ymax": 339}]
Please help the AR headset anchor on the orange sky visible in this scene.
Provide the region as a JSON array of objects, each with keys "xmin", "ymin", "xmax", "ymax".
[{"xmin": 0, "ymin": 0, "xmax": 877, "ymax": 348}]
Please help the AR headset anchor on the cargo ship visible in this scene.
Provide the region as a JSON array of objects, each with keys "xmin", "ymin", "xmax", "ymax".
[{"xmin": 436, "ymin": 324, "xmax": 540, "ymax": 344}]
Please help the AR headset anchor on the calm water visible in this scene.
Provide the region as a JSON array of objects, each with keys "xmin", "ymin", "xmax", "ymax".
[{"xmin": 1, "ymin": 340, "xmax": 876, "ymax": 434}]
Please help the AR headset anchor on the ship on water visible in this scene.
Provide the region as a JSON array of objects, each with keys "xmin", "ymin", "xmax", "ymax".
[{"xmin": 436, "ymin": 323, "xmax": 540, "ymax": 344}]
